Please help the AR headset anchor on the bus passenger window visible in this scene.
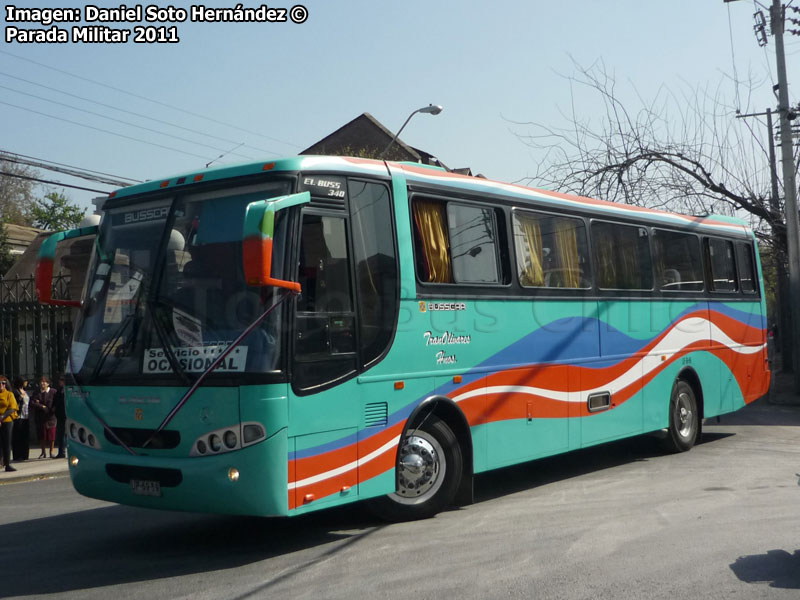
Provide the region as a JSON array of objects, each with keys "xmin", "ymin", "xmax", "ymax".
[
  {"xmin": 653, "ymin": 229, "xmax": 703, "ymax": 292},
  {"xmin": 592, "ymin": 222, "xmax": 653, "ymax": 290},
  {"xmin": 736, "ymin": 242, "xmax": 757, "ymax": 294},
  {"xmin": 705, "ymin": 238, "xmax": 738, "ymax": 292},
  {"xmin": 513, "ymin": 211, "xmax": 589, "ymax": 289},
  {"xmin": 447, "ymin": 203, "xmax": 500, "ymax": 284}
]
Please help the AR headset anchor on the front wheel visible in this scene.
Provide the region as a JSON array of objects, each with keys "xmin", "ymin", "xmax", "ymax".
[
  {"xmin": 662, "ymin": 379, "xmax": 700, "ymax": 453},
  {"xmin": 368, "ymin": 415, "xmax": 462, "ymax": 521}
]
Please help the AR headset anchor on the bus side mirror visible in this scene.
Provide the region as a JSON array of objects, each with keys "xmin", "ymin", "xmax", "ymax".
[
  {"xmin": 35, "ymin": 225, "xmax": 99, "ymax": 307},
  {"xmin": 243, "ymin": 191, "xmax": 310, "ymax": 292}
]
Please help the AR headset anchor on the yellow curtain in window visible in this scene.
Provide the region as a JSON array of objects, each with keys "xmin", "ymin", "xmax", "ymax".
[
  {"xmin": 619, "ymin": 236, "xmax": 639, "ymax": 288},
  {"xmin": 595, "ymin": 230, "xmax": 616, "ymax": 288},
  {"xmin": 517, "ymin": 215, "xmax": 544, "ymax": 286},
  {"xmin": 554, "ymin": 219, "xmax": 580, "ymax": 288},
  {"xmin": 413, "ymin": 200, "xmax": 452, "ymax": 283}
]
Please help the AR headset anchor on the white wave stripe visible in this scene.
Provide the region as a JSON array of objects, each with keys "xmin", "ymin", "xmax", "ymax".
[
  {"xmin": 288, "ymin": 435, "xmax": 401, "ymax": 491},
  {"xmin": 452, "ymin": 317, "xmax": 765, "ymax": 404}
]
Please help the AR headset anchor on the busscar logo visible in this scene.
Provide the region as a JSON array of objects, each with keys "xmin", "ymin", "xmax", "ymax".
[
  {"xmin": 134, "ymin": 408, "xmax": 143, "ymax": 421},
  {"xmin": 122, "ymin": 206, "xmax": 169, "ymax": 224},
  {"xmin": 426, "ymin": 302, "xmax": 467, "ymax": 312},
  {"xmin": 419, "ymin": 301, "xmax": 427, "ymax": 313}
]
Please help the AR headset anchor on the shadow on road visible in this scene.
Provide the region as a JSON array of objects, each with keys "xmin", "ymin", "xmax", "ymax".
[
  {"xmin": 0, "ymin": 502, "xmax": 383, "ymax": 597},
  {"xmin": 473, "ymin": 431, "xmax": 735, "ymax": 504},
  {"xmin": 730, "ymin": 549, "xmax": 800, "ymax": 589}
]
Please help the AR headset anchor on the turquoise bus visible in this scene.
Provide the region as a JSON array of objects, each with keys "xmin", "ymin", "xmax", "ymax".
[{"xmin": 37, "ymin": 156, "xmax": 770, "ymax": 520}]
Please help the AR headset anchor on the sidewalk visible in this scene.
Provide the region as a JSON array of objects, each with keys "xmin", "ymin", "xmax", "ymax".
[
  {"xmin": 766, "ymin": 353, "xmax": 800, "ymax": 406},
  {"xmin": 0, "ymin": 451, "xmax": 70, "ymax": 485}
]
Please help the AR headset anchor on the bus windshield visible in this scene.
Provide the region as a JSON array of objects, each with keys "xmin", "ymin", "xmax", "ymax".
[{"xmin": 70, "ymin": 181, "xmax": 293, "ymax": 384}]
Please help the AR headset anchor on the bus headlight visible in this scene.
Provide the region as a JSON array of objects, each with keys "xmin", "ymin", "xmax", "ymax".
[
  {"xmin": 190, "ymin": 422, "xmax": 266, "ymax": 457},
  {"xmin": 66, "ymin": 419, "xmax": 102, "ymax": 450}
]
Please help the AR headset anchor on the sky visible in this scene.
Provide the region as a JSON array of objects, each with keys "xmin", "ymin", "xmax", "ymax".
[{"xmin": 1, "ymin": 0, "xmax": 798, "ymax": 215}]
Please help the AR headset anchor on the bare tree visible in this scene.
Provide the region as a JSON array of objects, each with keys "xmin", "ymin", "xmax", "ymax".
[
  {"xmin": 513, "ymin": 60, "xmax": 789, "ymax": 255},
  {"xmin": 513, "ymin": 59, "xmax": 796, "ymax": 366}
]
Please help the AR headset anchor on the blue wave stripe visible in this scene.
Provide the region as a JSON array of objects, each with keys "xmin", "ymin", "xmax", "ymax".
[{"xmin": 289, "ymin": 303, "xmax": 764, "ymax": 460}]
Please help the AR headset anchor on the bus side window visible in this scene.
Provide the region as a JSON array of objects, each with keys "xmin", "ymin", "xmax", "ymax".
[
  {"xmin": 293, "ymin": 213, "xmax": 357, "ymax": 391},
  {"xmin": 592, "ymin": 221, "xmax": 653, "ymax": 290},
  {"xmin": 705, "ymin": 237, "xmax": 738, "ymax": 292},
  {"xmin": 736, "ymin": 242, "xmax": 757, "ymax": 294},
  {"xmin": 513, "ymin": 210, "xmax": 590, "ymax": 289},
  {"xmin": 653, "ymin": 229, "xmax": 703, "ymax": 292}
]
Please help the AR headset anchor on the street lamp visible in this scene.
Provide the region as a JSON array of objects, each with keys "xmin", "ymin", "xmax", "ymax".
[{"xmin": 380, "ymin": 104, "xmax": 443, "ymax": 159}]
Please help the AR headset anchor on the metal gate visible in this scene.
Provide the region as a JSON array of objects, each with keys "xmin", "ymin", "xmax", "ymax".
[{"xmin": 0, "ymin": 275, "xmax": 74, "ymax": 382}]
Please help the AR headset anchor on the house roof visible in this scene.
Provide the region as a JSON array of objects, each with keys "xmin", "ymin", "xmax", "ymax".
[
  {"xmin": 301, "ymin": 112, "xmax": 423, "ymax": 162},
  {"xmin": 4, "ymin": 223, "xmax": 46, "ymax": 251}
]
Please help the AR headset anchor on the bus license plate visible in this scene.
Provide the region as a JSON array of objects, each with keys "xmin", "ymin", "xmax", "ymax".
[{"xmin": 130, "ymin": 479, "xmax": 162, "ymax": 497}]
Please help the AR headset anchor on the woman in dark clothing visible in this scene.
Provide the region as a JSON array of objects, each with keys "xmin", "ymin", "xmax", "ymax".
[
  {"xmin": 31, "ymin": 376, "xmax": 56, "ymax": 459},
  {"xmin": 53, "ymin": 376, "xmax": 66, "ymax": 459},
  {"xmin": 11, "ymin": 377, "xmax": 30, "ymax": 461}
]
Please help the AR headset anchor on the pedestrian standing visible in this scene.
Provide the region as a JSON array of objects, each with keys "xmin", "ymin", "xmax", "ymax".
[
  {"xmin": 31, "ymin": 376, "xmax": 56, "ymax": 459},
  {"xmin": 11, "ymin": 377, "xmax": 30, "ymax": 462},
  {"xmin": 0, "ymin": 376, "xmax": 19, "ymax": 472},
  {"xmin": 53, "ymin": 375, "xmax": 67, "ymax": 459}
]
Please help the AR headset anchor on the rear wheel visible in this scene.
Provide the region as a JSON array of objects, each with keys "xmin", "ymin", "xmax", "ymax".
[
  {"xmin": 369, "ymin": 416, "xmax": 462, "ymax": 521},
  {"xmin": 662, "ymin": 379, "xmax": 699, "ymax": 453}
]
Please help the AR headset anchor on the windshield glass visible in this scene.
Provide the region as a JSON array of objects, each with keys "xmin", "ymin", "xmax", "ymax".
[{"xmin": 71, "ymin": 180, "xmax": 292, "ymax": 384}]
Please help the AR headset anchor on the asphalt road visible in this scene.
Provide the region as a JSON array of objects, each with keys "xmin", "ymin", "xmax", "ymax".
[{"xmin": 2, "ymin": 397, "xmax": 799, "ymax": 600}]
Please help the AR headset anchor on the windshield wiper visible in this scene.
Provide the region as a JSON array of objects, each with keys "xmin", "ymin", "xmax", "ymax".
[
  {"xmin": 87, "ymin": 311, "xmax": 138, "ymax": 382},
  {"xmin": 147, "ymin": 298, "xmax": 195, "ymax": 387},
  {"xmin": 141, "ymin": 288, "xmax": 294, "ymax": 449}
]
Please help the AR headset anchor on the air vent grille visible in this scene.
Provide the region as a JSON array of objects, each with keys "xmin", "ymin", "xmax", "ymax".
[{"xmin": 365, "ymin": 402, "xmax": 388, "ymax": 427}]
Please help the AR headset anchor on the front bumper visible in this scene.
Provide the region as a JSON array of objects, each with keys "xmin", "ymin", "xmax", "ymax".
[{"xmin": 68, "ymin": 429, "xmax": 288, "ymax": 516}]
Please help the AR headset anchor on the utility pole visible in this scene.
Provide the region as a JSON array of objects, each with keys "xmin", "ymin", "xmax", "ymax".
[
  {"xmin": 737, "ymin": 108, "xmax": 792, "ymax": 368},
  {"xmin": 770, "ymin": 0, "xmax": 800, "ymax": 390},
  {"xmin": 765, "ymin": 108, "xmax": 793, "ymax": 368},
  {"xmin": 728, "ymin": 0, "xmax": 800, "ymax": 389}
]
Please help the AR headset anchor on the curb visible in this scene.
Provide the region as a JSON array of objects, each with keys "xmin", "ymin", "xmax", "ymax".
[{"xmin": 0, "ymin": 471, "xmax": 69, "ymax": 485}]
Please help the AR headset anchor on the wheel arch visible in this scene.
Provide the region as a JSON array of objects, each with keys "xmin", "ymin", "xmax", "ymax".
[
  {"xmin": 676, "ymin": 366, "xmax": 705, "ymax": 421},
  {"xmin": 404, "ymin": 395, "xmax": 474, "ymax": 505}
]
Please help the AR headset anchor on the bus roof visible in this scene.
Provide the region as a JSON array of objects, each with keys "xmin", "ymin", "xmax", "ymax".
[{"xmin": 108, "ymin": 155, "xmax": 752, "ymax": 238}]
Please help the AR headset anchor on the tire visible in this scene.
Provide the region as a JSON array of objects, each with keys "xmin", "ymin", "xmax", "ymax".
[
  {"xmin": 368, "ymin": 415, "xmax": 463, "ymax": 521},
  {"xmin": 661, "ymin": 379, "xmax": 700, "ymax": 453}
]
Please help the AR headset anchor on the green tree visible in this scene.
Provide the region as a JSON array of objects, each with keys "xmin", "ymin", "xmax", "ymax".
[
  {"xmin": 0, "ymin": 159, "xmax": 37, "ymax": 225},
  {"xmin": 31, "ymin": 192, "xmax": 85, "ymax": 231},
  {"xmin": 0, "ymin": 224, "xmax": 14, "ymax": 276}
]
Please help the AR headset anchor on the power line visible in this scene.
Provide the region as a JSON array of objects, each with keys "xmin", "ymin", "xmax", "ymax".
[
  {"xmin": 0, "ymin": 150, "xmax": 138, "ymax": 187},
  {"xmin": 0, "ymin": 70, "xmax": 282, "ymax": 156},
  {"xmin": 0, "ymin": 83, "xmax": 259, "ymax": 162},
  {"xmin": 0, "ymin": 100, "xmax": 215, "ymax": 161},
  {"xmin": 1, "ymin": 151, "xmax": 140, "ymax": 184},
  {"xmin": 727, "ymin": 1, "xmax": 743, "ymax": 110},
  {"xmin": 0, "ymin": 49, "xmax": 301, "ymax": 150},
  {"xmin": 0, "ymin": 171, "xmax": 111, "ymax": 194}
]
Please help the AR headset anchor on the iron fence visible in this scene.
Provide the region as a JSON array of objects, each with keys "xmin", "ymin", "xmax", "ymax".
[{"xmin": 0, "ymin": 275, "xmax": 74, "ymax": 382}]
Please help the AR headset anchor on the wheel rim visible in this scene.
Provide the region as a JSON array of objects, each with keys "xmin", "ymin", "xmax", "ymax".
[
  {"xmin": 676, "ymin": 391, "xmax": 694, "ymax": 439},
  {"xmin": 390, "ymin": 430, "xmax": 445, "ymax": 506}
]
